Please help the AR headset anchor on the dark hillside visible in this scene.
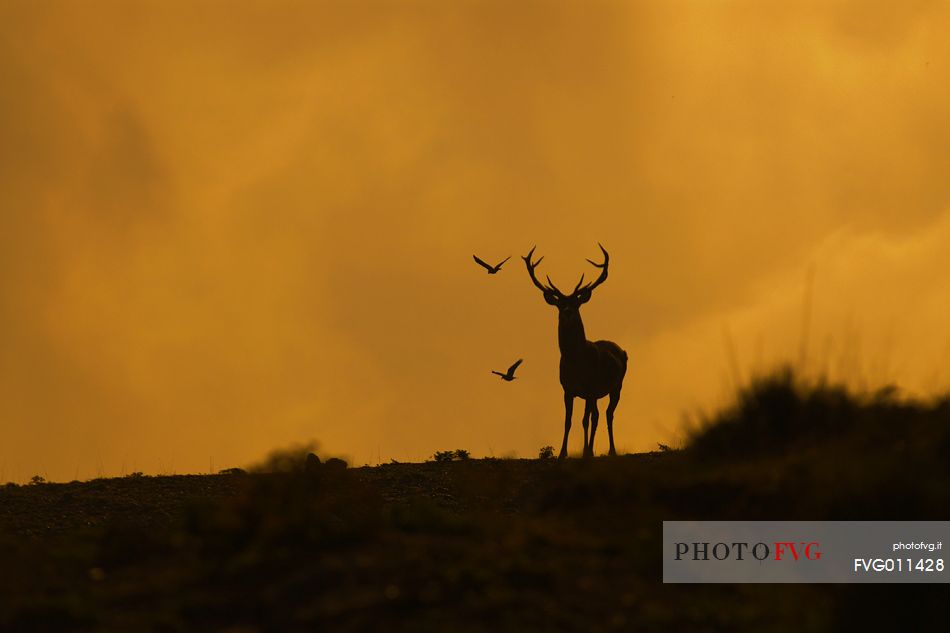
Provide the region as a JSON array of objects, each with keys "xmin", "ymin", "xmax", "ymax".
[{"xmin": 2, "ymin": 369, "xmax": 949, "ymax": 632}]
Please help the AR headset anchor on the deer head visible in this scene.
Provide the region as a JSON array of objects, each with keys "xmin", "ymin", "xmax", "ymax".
[{"xmin": 522, "ymin": 243, "xmax": 610, "ymax": 315}]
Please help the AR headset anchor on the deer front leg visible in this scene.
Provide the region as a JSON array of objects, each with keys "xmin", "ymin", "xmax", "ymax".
[
  {"xmin": 581, "ymin": 400, "xmax": 593, "ymax": 458},
  {"xmin": 559, "ymin": 392, "xmax": 573, "ymax": 460},
  {"xmin": 587, "ymin": 401, "xmax": 600, "ymax": 457}
]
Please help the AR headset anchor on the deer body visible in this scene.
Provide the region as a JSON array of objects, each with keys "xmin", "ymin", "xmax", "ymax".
[{"xmin": 524, "ymin": 244, "xmax": 628, "ymax": 458}]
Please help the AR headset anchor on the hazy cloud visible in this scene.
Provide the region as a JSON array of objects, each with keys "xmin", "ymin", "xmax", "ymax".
[{"xmin": 2, "ymin": 1, "xmax": 949, "ymax": 480}]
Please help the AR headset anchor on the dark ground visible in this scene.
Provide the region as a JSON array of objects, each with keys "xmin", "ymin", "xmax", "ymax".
[{"xmin": 2, "ymin": 369, "xmax": 949, "ymax": 632}]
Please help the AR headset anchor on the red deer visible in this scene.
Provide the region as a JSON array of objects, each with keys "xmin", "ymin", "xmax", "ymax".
[{"xmin": 523, "ymin": 244, "xmax": 628, "ymax": 458}]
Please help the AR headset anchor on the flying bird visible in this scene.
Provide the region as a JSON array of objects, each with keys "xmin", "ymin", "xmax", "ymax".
[
  {"xmin": 492, "ymin": 358, "xmax": 523, "ymax": 381},
  {"xmin": 473, "ymin": 254, "xmax": 511, "ymax": 274}
]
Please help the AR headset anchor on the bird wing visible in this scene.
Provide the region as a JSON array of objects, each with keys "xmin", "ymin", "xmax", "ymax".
[
  {"xmin": 491, "ymin": 370, "xmax": 506, "ymax": 377},
  {"xmin": 473, "ymin": 255, "xmax": 493, "ymax": 271},
  {"xmin": 507, "ymin": 358, "xmax": 523, "ymax": 375},
  {"xmin": 494, "ymin": 255, "xmax": 512, "ymax": 270}
]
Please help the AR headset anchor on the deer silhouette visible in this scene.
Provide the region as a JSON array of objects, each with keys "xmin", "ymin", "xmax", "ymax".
[{"xmin": 523, "ymin": 244, "xmax": 628, "ymax": 459}]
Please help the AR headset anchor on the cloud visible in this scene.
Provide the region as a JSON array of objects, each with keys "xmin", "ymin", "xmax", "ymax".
[{"xmin": 1, "ymin": 1, "xmax": 949, "ymax": 480}]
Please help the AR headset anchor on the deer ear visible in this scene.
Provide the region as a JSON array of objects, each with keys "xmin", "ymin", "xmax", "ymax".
[{"xmin": 543, "ymin": 292, "xmax": 559, "ymax": 306}]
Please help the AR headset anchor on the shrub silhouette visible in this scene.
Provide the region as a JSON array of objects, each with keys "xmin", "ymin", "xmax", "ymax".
[
  {"xmin": 688, "ymin": 364, "xmax": 950, "ymax": 465},
  {"xmin": 250, "ymin": 441, "xmax": 319, "ymax": 473},
  {"xmin": 432, "ymin": 450, "xmax": 470, "ymax": 462}
]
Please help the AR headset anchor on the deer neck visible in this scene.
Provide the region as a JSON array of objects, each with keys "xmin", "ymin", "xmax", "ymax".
[{"xmin": 557, "ymin": 310, "xmax": 588, "ymax": 356}]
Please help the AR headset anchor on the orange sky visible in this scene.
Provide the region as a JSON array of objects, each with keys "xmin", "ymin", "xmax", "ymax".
[{"xmin": 2, "ymin": 1, "xmax": 950, "ymax": 481}]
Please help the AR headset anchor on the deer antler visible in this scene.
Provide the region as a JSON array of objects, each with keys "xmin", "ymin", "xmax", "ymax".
[
  {"xmin": 578, "ymin": 243, "xmax": 609, "ymax": 294},
  {"xmin": 523, "ymin": 246, "xmax": 563, "ymax": 297},
  {"xmin": 572, "ymin": 274, "xmax": 586, "ymax": 294}
]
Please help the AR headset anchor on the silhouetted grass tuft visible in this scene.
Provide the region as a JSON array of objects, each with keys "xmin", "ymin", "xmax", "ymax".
[{"xmin": 688, "ymin": 364, "xmax": 950, "ymax": 463}]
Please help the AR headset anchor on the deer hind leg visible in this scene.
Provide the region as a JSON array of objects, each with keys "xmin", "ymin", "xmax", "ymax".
[
  {"xmin": 559, "ymin": 392, "xmax": 574, "ymax": 460},
  {"xmin": 605, "ymin": 390, "xmax": 621, "ymax": 456},
  {"xmin": 587, "ymin": 400, "xmax": 600, "ymax": 457},
  {"xmin": 581, "ymin": 400, "xmax": 593, "ymax": 458}
]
